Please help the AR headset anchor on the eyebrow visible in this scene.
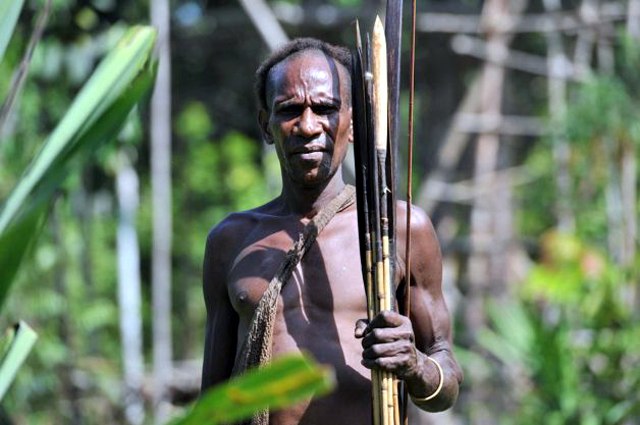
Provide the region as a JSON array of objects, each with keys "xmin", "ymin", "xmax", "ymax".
[{"xmin": 274, "ymin": 96, "xmax": 341, "ymax": 108}]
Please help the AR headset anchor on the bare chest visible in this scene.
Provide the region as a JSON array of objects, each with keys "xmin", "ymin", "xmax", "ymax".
[
  {"xmin": 224, "ymin": 212, "xmax": 375, "ymax": 424},
  {"xmin": 226, "ymin": 215, "xmax": 368, "ymax": 321}
]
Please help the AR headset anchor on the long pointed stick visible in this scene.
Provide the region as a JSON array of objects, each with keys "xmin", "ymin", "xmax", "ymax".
[
  {"xmin": 384, "ymin": 1, "xmax": 404, "ymax": 422},
  {"xmin": 373, "ymin": 17, "xmax": 398, "ymax": 425},
  {"xmin": 353, "ymin": 21, "xmax": 375, "ymax": 322},
  {"xmin": 354, "ymin": 15, "xmax": 402, "ymax": 425},
  {"xmin": 367, "ymin": 29, "xmax": 386, "ymax": 425}
]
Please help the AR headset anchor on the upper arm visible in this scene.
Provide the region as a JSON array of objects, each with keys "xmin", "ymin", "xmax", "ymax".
[
  {"xmin": 201, "ymin": 222, "xmax": 240, "ymax": 391},
  {"xmin": 404, "ymin": 206, "xmax": 448, "ymax": 352},
  {"xmin": 404, "ymin": 206, "xmax": 462, "ymax": 384}
]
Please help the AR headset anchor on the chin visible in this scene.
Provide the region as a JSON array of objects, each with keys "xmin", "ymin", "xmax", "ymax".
[
  {"xmin": 301, "ymin": 171, "xmax": 340, "ymax": 189},
  {"xmin": 300, "ymin": 176, "xmax": 329, "ymax": 188}
]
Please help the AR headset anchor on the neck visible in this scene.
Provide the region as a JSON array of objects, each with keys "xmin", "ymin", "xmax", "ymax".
[{"xmin": 279, "ymin": 171, "xmax": 346, "ymax": 218}]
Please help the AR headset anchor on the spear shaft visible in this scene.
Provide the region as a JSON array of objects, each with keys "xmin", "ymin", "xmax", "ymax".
[
  {"xmin": 402, "ymin": 0, "xmax": 418, "ymax": 423},
  {"xmin": 353, "ymin": 11, "xmax": 405, "ymax": 425},
  {"xmin": 384, "ymin": 1, "xmax": 404, "ymax": 422}
]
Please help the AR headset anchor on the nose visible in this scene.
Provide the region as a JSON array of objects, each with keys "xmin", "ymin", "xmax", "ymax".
[{"xmin": 294, "ymin": 107, "xmax": 322, "ymax": 138}]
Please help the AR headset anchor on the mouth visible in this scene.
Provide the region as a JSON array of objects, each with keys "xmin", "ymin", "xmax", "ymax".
[
  {"xmin": 291, "ymin": 150, "xmax": 326, "ymax": 162},
  {"xmin": 289, "ymin": 144, "xmax": 328, "ymax": 160}
]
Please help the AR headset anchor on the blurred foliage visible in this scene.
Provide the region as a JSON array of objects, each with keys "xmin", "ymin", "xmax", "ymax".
[
  {"xmin": 3, "ymin": 0, "xmax": 282, "ymax": 420},
  {"xmin": 499, "ymin": 32, "xmax": 640, "ymax": 425},
  {"xmin": 479, "ymin": 232, "xmax": 640, "ymax": 424},
  {"xmin": 171, "ymin": 355, "xmax": 335, "ymax": 425},
  {"xmin": 0, "ymin": 5, "xmax": 157, "ymax": 422}
]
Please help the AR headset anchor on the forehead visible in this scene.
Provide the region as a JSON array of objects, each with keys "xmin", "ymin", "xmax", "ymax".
[{"xmin": 266, "ymin": 50, "xmax": 349, "ymax": 99}]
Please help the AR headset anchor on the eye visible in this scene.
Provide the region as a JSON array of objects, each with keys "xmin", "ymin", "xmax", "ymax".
[
  {"xmin": 276, "ymin": 104, "xmax": 303, "ymax": 116},
  {"xmin": 312, "ymin": 104, "xmax": 338, "ymax": 115}
]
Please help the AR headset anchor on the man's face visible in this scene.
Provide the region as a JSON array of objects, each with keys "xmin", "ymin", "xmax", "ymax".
[{"xmin": 261, "ymin": 50, "xmax": 352, "ymax": 188}]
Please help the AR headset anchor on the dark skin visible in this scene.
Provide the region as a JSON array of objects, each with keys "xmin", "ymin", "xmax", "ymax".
[{"xmin": 201, "ymin": 49, "xmax": 462, "ymax": 424}]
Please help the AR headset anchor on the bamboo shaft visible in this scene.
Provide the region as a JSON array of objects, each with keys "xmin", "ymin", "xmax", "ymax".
[{"xmin": 355, "ymin": 14, "xmax": 402, "ymax": 425}]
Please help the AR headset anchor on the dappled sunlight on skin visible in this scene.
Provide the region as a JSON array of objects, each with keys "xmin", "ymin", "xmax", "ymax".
[
  {"xmin": 276, "ymin": 235, "xmax": 372, "ymax": 424},
  {"xmin": 219, "ymin": 49, "xmax": 376, "ymax": 424},
  {"xmin": 224, "ymin": 205, "xmax": 372, "ymax": 424}
]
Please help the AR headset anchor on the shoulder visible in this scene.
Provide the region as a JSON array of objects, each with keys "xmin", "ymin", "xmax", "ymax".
[
  {"xmin": 394, "ymin": 201, "xmax": 442, "ymax": 282},
  {"xmin": 202, "ymin": 208, "xmax": 269, "ymax": 304},
  {"xmin": 395, "ymin": 200, "xmax": 438, "ymax": 242},
  {"xmin": 207, "ymin": 211, "xmax": 254, "ymax": 246},
  {"xmin": 205, "ymin": 208, "xmax": 266, "ymax": 264},
  {"xmin": 206, "ymin": 198, "xmax": 283, "ymax": 250}
]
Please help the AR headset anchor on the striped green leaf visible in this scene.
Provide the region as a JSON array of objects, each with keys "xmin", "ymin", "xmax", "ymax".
[
  {"xmin": 0, "ymin": 0, "xmax": 25, "ymax": 64},
  {"xmin": 0, "ymin": 206, "xmax": 45, "ymax": 310},
  {"xmin": 171, "ymin": 355, "xmax": 335, "ymax": 425},
  {"xmin": 0, "ymin": 321, "xmax": 37, "ymax": 401},
  {"xmin": 0, "ymin": 26, "xmax": 156, "ymax": 311},
  {"xmin": 0, "ymin": 25, "xmax": 157, "ymax": 235}
]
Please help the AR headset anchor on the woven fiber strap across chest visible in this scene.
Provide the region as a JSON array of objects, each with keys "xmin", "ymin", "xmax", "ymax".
[{"xmin": 230, "ymin": 184, "xmax": 355, "ymax": 425}]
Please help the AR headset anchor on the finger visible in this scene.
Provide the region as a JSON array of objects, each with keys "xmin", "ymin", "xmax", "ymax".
[
  {"xmin": 367, "ymin": 310, "xmax": 408, "ymax": 331},
  {"xmin": 361, "ymin": 325, "xmax": 414, "ymax": 348},
  {"xmin": 354, "ymin": 318, "xmax": 369, "ymax": 338},
  {"xmin": 362, "ymin": 340, "xmax": 411, "ymax": 360},
  {"xmin": 361, "ymin": 344, "xmax": 415, "ymax": 376},
  {"xmin": 362, "ymin": 354, "xmax": 416, "ymax": 376}
]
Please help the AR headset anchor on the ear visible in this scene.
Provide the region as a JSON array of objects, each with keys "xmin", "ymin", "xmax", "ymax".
[
  {"xmin": 258, "ymin": 109, "xmax": 273, "ymax": 145},
  {"xmin": 348, "ymin": 107, "xmax": 354, "ymax": 144}
]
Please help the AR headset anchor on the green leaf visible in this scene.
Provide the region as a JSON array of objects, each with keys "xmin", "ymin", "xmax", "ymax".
[
  {"xmin": 0, "ymin": 205, "xmax": 45, "ymax": 310},
  {"xmin": 171, "ymin": 354, "xmax": 335, "ymax": 425},
  {"xmin": 0, "ymin": 321, "xmax": 37, "ymax": 401},
  {"xmin": 0, "ymin": 0, "xmax": 25, "ymax": 64},
  {"xmin": 477, "ymin": 302, "xmax": 535, "ymax": 368},
  {"xmin": 0, "ymin": 25, "xmax": 157, "ymax": 235}
]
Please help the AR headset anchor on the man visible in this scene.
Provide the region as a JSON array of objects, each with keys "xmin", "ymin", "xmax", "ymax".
[{"xmin": 201, "ymin": 38, "xmax": 462, "ymax": 424}]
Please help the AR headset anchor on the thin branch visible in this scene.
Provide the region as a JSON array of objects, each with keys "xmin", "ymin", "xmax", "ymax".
[
  {"xmin": 543, "ymin": 0, "xmax": 575, "ymax": 232},
  {"xmin": 270, "ymin": 1, "xmax": 627, "ymax": 34},
  {"xmin": 425, "ymin": 166, "xmax": 538, "ymax": 204},
  {"xmin": 418, "ymin": 76, "xmax": 481, "ymax": 215},
  {"xmin": 0, "ymin": 0, "xmax": 52, "ymax": 138},
  {"xmin": 629, "ymin": 0, "xmax": 640, "ymax": 37},
  {"xmin": 417, "ymin": 7, "xmax": 625, "ymax": 34},
  {"xmin": 238, "ymin": 0, "xmax": 289, "ymax": 51},
  {"xmin": 454, "ymin": 113, "xmax": 547, "ymax": 136},
  {"xmin": 451, "ymin": 34, "xmax": 587, "ymax": 81}
]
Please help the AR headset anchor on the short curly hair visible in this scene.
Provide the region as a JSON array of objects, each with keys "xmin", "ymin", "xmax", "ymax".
[{"xmin": 255, "ymin": 38, "xmax": 352, "ymax": 112}]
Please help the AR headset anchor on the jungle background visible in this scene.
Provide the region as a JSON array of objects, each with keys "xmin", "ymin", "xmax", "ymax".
[{"xmin": 1, "ymin": 0, "xmax": 639, "ymax": 423}]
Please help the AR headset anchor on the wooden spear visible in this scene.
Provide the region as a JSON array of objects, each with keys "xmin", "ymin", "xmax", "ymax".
[
  {"xmin": 373, "ymin": 17, "xmax": 398, "ymax": 425},
  {"xmin": 354, "ymin": 15, "xmax": 402, "ymax": 425}
]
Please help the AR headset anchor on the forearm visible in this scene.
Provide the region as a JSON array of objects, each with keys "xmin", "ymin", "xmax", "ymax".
[{"xmin": 403, "ymin": 348, "xmax": 462, "ymax": 412}]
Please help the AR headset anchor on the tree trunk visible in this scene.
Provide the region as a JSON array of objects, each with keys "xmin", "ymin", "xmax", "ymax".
[
  {"xmin": 116, "ymin": 157, "xmax": 145, "ymax": 425},
  {"xmin": 573, "ymin": 0, "xmax": 597, "ymax": 75},
  {"xmin": 595, "ymin": 6, "xmax": 625, "ymax": 265},
  {"xmin": 620, "ymin": 143, "xmax": 637, "ymax": 269},
  {"xmin": 627, "ymin": 0, "xmax": 640, "ymax": 311},
  {"xmin": 76, "ymin": 170, "xmax": 97, "ymax": 354},
  {"xmin": 465, "ymin": 0, "xmax": 525, "ymax": 423},
  {"xmin": 52, "ymin": 202, "xmax": 83, "ymax": 425},
  {"xmin": 629, "ymin": 0, "xmax": 640, "ymax": 38},
  {"xmin": 543, "ymin": 0, "xmax": 574, "ymax": 232},
  {"xmin": 150, "ymin": 0, "xmax": 173, "ymax": 421}
]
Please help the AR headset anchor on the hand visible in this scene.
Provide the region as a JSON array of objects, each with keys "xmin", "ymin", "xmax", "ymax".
[{"xmin": 354, "ymin": 310, "xmax": 421, "ymax": 380}]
